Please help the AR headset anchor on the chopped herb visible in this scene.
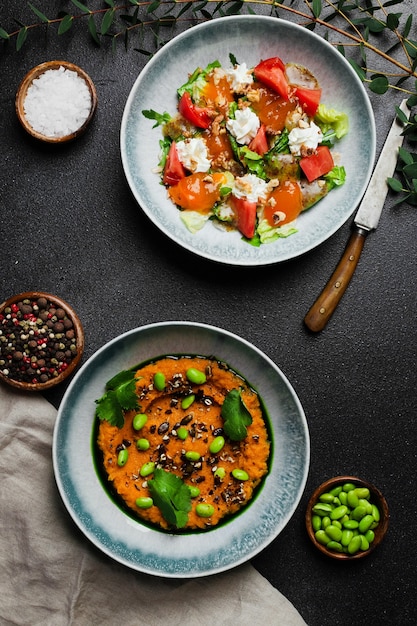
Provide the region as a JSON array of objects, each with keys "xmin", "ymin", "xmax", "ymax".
[
  {"xmin": 142, "ymin": 109, "xmax": 171, "ymax": 128},
  {"xmin": 95, "ymin": 369, "xmax": 140, "ymax": 428},
  {"xmin": 221, "ymin": 388, "xmax": 253, "ymax": 441},
  {"xmin": 147, "ymin": 468, "xmax": 192, "ymax": 528}
]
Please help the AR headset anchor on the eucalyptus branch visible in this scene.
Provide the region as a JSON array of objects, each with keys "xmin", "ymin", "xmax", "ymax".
[
  {"xmin": 1, "ymin": 0, "xmax": 416, "ymax": 92},
  {"xmin": 1, "ymin": 0, "xmax": 417, "ymax": 204}
]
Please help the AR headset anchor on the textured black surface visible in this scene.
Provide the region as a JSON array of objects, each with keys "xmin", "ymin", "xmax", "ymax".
[{"xmin": 1, "ymin": 4, "xmax": 417, "ymax": 625}]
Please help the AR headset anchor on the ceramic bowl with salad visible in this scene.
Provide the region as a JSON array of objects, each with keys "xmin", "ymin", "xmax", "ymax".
[{"xmin": 121, "ymin": 15, "xmax": 375, "ymax": 266}]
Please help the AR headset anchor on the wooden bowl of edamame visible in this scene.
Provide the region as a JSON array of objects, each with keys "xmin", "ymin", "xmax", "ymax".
[{"xmin": 306, "ymin": 476, "xmax": 389, "ymax": 560}]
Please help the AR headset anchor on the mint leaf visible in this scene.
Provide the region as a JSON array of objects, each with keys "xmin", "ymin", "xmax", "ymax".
[
  {"xmin": 148, "ymin": 469, "xmax": 192, "ymax": 529},
  {"xmin": 221, "ymin": 388, "xmax": 253, "ymax": 441},
  {"xmin": 95, "ymin": 368, "xmax": 140, "ymax": 428}
]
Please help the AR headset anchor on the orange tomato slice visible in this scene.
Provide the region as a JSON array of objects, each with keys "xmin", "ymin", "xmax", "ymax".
[
  {"xmin": 168, "ymin": 172, "xmax": 227, "ymax": 213},
  {"xmin": 264, "ymin": 180, "xmax": 302, "ymax": 227}
]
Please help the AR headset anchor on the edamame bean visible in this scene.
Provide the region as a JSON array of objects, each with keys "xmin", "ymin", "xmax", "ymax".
[
  {"xmin": 315, "ymin": 530, "xmax": 331, "ymax": 545},
  {"xmin": 360, "ymin": 535, "xmax": 370, "ymax": 551},
  {"xmin": 330, "ymin": 505, "xmax": 348, "ymax": 520},
  {"xmin": 117, "ymin": 448, "xmax": 128, "ymax": 467},
  {"xmin": 365, "ymin": 529, "xmax": 375, "ymax": 543},
  {"xmin": 135, "ymin": 497, "xmax": 153, "ymax": 509},
  {"xmin": 343, "ymin": 482, "xmax": 356, "ymax": 492},
  {"xmin": 189, "ymin": 486, "xmax": 201, "ymax": 498},
  {"xmin": 371, "ymin": 504, "xmax": 380, "ymax": 522},
  {"xmin": 312, "ymin": 515, "xmax": 322, "ymax": 532},
  {"xmin": 140, "ymin": 461, "xmax": 155, "ymax": 477},
  {"xmin": 329, "ymin": 486, "xmax": 342, "ymax": 497},
  {"xmin": 153, "ymin": 372, "xmax": 166, "ymax": 391},
  {"xmin": 177, "ymin": 427, "xmax": 188, "ymax": 440},
  {"xmin": 319, "ymin": 493, "xmax": 335, "ymax": 504},
  {"xmin": 181, "ymin": 394, "xmax": 195, "ymax": 410},
  {"xmin": 209, "ymin": 436, "xmax": 225, "ymax": 454},
  {"xmin": 355, "ymin": 487, "xmax": 370, "ymax": 499},
  {"xmin": 133, "ymin": 413, "xmax": 148, "ymax": 431},
  {"xmin": 232, "ymin": 468, "xmax": 249, "ymax": 481},
  {"xmin": 341, "ymin": 529, "xmax": 353, "ymax": 546},
  {"xmin": 312, "ymin": 503, "xmax": 333, "ymax": 516},
  {"xmin": 326, "ymin": 525, "xmax": 343, "ymax": 542},
  {"xmin": 358, "ymin": 514, "xmax": 374, "ymax": 533},
  {"xmin": 343, "ymin": 519, "xmax": 359, "ymax": 530},
  {"xmin": 185, "ymin": 450, "xmax": 200, "ymax": 462},
  {"xmin": 347, "ymin": 490, "xmax": 359, "ymax": 509},
  {"xmin": 338, "ymin": 491, "xmax": 348, "ymax": 506},
  {"xmin": 322, "ymin": 516, "xmax": 331, "ymax": 529},
  {"xmin": 214, "ymin": 467, "xmax": 226, "ymax": 480},
  {"xmin": 347, "ymin": 535, "xmax": 362, "ymax": 555},
  {"xmin": 186, "ymin": 368, "xmax": 207, "ymax": 385},
  {"xmin": 196, "ymin": 503, "xmax": 214, "ymax": 518},
  {"xmin": 327, "ymin": 541, "xmax": 343, "ymax": 552},
  {"xmin": 136, "ymin": 438, "xmax": 150, "ymax": 451},
  {"xmin": 351, "ymin": 505, "xmax": 367, "ymax": 520}
]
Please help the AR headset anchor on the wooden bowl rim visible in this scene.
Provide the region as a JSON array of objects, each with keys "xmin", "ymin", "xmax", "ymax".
[
  {"xmin": 305, "ymin": 475, "xmax": 389, "ymax": 560},
  {"xmin": 15, "ymin": 60, "xmax": 97, "ymax": 143},
  {"xmin": 0, "ymin": 291, "xmax": 84, "ymax": 391}
]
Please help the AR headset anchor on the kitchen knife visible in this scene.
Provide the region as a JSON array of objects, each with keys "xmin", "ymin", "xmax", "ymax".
[{"xmin": 304, "ymin": 99, "xmax": 409, "ymax": 333}]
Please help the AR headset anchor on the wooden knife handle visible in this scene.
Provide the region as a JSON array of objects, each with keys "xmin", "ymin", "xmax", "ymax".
[{"xmin": 304, "ymin": 228, "xmax": 368, "ymax": 332}]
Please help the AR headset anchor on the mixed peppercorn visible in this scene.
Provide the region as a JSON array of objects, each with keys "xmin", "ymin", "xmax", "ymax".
[{"xmin": 0, "ymin": 296, "xmax": 79, "ymax": 385}]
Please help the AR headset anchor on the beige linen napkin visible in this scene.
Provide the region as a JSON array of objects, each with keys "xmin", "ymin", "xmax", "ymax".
[{"xmin": 0, "ymin": 384, "xmax": 307, "ymax": 626}]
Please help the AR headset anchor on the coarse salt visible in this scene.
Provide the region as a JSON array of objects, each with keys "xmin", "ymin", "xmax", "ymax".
[{"xmin": 23, "ymin": 66, "xmax": 92, "ymax": 138}]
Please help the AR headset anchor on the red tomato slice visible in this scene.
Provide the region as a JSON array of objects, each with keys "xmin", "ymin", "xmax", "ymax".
[
  {"xmin": 299, "ymin": 145, "xmax": 334, "ymax": 183},
  {"xmin": 231, "ymin": 195, "xmax": 257, "ymax": 239},
  {"xmin": 163, "ymin": 141, "xmax": 186, "ymax": 186},
  {"xmin": 253, "ymin": 57, "xmax": 289, "ymax": 101},
  {"xmin": 294, "ymin": 87, "xmax": 322, "ymax": 116},
  {"xmin": 178, "ymin": 91, "xmax": 213, "ymax": 129},
  {"xmin": 248, "ymin": 124, "xmax": 269, "ymax": 155}
]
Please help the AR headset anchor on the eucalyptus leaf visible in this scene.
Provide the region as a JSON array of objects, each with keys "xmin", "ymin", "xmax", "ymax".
[
  {"xmin": 16, "ymin": 27, "xmax": 28, "ymax": 51},
  {"xmin": 101, "ymin": 8, "xmax": 115, "ymax": 35},
  {"xmin": 28, "ymin": 3, "xmax": 49, "ymax": 23},
  {"xmin": 0, "ymin": 27, "xmax": 10, "ymax": 40},
  {"xmin": 71, "ymin": 0, "xmax": 91, "ymax": 13},
  {"xmin": 58, "ymin": 14, "xmax": 73, "ymax": 35}
]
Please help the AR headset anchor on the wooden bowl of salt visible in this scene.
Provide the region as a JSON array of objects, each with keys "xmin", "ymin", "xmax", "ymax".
[{"xmin": 16, "ymin": 60, "xmax": 97, "ymax": 143}]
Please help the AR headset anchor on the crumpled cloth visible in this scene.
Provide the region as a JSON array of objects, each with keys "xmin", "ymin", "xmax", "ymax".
[{"xmin": 0, "ymin": 383, "xmax": 307, "ymax": 626}]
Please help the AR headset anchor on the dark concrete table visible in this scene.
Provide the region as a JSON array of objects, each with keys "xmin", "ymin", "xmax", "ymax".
[{"xmin": 1, "ymin": 3, "xmax": 416, "ymax": 624}]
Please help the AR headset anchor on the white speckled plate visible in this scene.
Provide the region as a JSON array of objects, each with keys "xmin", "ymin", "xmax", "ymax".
[
  {"xmin": 120, "ymin": 15, "xmax": 375, "ymax": 266},
  {"xmin": 53, "ymin": 322, "xmax": 309, "ymax": 577}
]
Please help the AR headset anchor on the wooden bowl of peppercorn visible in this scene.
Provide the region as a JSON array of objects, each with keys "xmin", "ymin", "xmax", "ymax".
[{"xmin": 0, "ymin": 291, "xmax": 84, "ymax": 391}]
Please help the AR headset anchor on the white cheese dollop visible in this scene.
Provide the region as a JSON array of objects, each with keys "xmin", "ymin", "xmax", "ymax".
[
  {"xmin": 176, "ymin": 138, "xmax": 211, "ymax": 173},
  {"xmin": 233, "ymin": 173, "xmax": 268, "ymax": 203},
  {"xmin": 288, "ymin": 121, "xmax": 323, "ymax": 156},
  {"xmin": 225, "ymin": 63, "xmax": 254, "ymax": 93},
  {"xmin": 226, "ymin": 107, "xmax": 260, "ymax": 145}
]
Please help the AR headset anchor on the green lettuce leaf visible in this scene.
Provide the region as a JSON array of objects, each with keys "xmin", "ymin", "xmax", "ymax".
[{"xmin": 315, "ymin": 104, "xmax": 349, "ymax": 139}]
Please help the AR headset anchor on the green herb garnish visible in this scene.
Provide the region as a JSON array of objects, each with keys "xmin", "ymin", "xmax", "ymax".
[
  {"xmin": 95, "ymin": 369, "xmax": 140, "ymax": 428},
  {"xmin": 147, "ymin": 468, "xmax": 192, "ymax": 529},
  {"xmin": 221, "ymin": 388, "xmax": 253, "ymax": 441},
  {"xmin": 142, "ymin": 109, "xmax": 171, "ymax": 128}
]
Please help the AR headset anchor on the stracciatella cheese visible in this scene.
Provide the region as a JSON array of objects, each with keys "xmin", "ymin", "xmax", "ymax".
[{"xmin": 23, "ymin": 66, "xmax": 92, "ymax": 138}]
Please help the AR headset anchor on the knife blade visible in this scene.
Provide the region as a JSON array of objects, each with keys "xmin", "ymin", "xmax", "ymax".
[{"xmin": 304, "ymin": 99, "xmax": 409, "ymax": 333}]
